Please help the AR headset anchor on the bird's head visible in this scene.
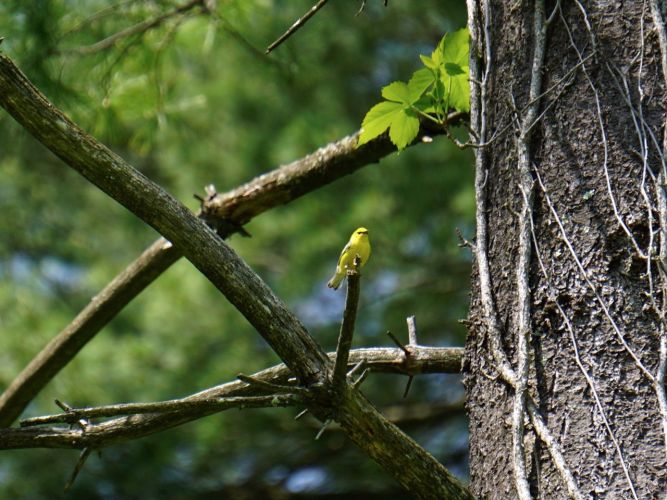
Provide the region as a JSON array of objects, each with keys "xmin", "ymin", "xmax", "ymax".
[{"xmin": 353, "ymin": 227, "xmax": 369, "ymax": 240}]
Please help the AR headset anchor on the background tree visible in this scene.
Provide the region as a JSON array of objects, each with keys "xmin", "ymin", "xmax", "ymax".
[
  {"xmin": 0, "ymin": 1, "xmax": 472, "ymax": 498},
  {"xmin": 465, "ymin": 0, "xmax": 667, "ymax": 497}
]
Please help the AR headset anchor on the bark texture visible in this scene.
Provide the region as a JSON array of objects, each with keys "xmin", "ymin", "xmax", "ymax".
[{"xmin": 465, "ymin": 1, "xmax": 667, "ymax": 498}]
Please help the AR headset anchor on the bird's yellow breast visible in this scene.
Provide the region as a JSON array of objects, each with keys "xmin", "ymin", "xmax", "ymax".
[{"xmin": 340, "ymin": 232, "xmax": 371, "ymax": 270}]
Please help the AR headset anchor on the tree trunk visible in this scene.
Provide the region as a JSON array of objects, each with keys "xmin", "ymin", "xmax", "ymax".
[{"xmin": 465, "ymin": 1, "xmax": 667, "ymax": 498}]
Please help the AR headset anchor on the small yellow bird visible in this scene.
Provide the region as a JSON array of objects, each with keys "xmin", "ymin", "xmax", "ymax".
[{"xmin": 327, "ymin": 227, "xmax": 371, "ymax": 290}]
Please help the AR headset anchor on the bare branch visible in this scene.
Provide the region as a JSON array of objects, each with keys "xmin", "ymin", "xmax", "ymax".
[
  {"xmin": 332, "ymin": 265, "xmax": 361, "ymax": 391},
  {"xmin": 21, "ymin": 395, "xmax": 298, "ymax": 428},
  {"xmin": 266, "ymin": 0, "xmax": 329, "ymax": 54},
  {"xmin": 236, "ymin": 374, "xmax": 307, "ymax": 396},
  {"xmin": 1, "ymin": 345, "xmax": 462, "ymax": 450},
  {"xmin": 64, "ymin": 448, "xmax": 92, "ymax": 493}
]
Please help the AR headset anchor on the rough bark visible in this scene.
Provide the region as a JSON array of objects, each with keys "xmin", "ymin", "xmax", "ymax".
[{"xmin": 465, "ymin": 1, "xmax": 667, "ymax": 498}]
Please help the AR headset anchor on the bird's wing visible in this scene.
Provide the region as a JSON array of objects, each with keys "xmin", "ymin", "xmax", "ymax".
[{"xmin": 337, "ymin": 241, "xmax": 352, "ymax": 266}]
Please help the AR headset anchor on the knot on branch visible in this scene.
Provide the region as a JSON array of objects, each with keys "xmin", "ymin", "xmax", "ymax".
[{"xmin": 196, "ymin": 184, "xmax": 251, "ymax": 238}]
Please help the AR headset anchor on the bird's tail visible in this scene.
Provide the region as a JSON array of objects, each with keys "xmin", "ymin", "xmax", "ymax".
[{"xmin": 327, "ymin": 272, "xmax": 344, "ymax": 290}]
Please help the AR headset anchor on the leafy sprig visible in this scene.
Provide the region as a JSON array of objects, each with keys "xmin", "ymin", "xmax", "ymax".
[{"xmin": 358, "ymin": 28, "xmax": 470, "ymax": 150}]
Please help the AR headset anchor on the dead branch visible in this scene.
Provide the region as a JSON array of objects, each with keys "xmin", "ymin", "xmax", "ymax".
[
  {"xmin": 0, "ymin": 51, "xmax": 330, "ymax": 382},
  {"xmin": 332, "ymin": 264, "xmax": 361, "ymax": 391},
  {"xmin": 266, "ymin": 0, "xmax": 329, "ymax": 54},
  {"xmin": 6, "ymin": 345, "xmax": 461, "ymax": 444},
  {"xmin": 21, "ymin": 395, "xmax": 298, "ymax": 428}
]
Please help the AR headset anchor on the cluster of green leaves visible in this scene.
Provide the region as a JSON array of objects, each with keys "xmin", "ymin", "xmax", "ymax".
[{"xmin": 358, "ymin": 28, "xmax": 470, "ymax": 150}]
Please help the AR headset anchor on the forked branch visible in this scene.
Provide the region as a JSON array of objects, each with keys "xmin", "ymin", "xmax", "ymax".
[{"xmin": 0, "ymin": 53, "xmax": 470, "ymax": 498}]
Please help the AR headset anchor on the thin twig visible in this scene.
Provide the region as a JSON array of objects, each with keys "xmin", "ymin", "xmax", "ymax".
[
  {"xmin": 59, "ymin": 0, "xmax": 136, "ymax": 38},
  {"xmin": 23, "ymin": 395, "xmax": 298, "ymax": 427},
  {"xmin": 237, "ymin": 374, "xmax": 307, "ymax": 396},
  {"xmin": 64, "ymin": 447, "xmax": 92, "ymax": 493},
  {"xmin": 386, "ymin": 331, "xmax": 410, "ymax": 355},
  {"xmin": 352, "ymin": 368, "xmax": 370, "ymax": 388},
  {"xmin": 294, "ymin": 409, "xmax": 309, "ymax": 420},
  {"xmin": 406, "ymin": 315, "xmax": 418, "ymax": 346},
  {"xmin": 315, "ymin": 418, "xmax": 331, "ymax": 440},
  {"xmin": 266, "ymin": 0, "xmax": 329, "ymax": 54},
  {"xmin": 456, "ymin": 227, "xmax": 476, "ymax": 251},
  {"xmin": 403, "ymin": 316, "xmax": 418, "ymax": 397}
]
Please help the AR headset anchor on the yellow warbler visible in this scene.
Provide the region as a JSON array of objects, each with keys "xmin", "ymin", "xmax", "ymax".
[{"xmin": 327, "ymin": 227, "xmax": 371, "ymax": 290}]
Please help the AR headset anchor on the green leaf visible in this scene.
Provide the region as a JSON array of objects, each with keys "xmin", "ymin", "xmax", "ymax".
[
  {"xmin": 444, "ymin": 62, "xmax": 465, "ymax": 76},
  {"xmin": 419, "ymin": 54, "xmax": 437, "ymax": 69},
  {"xmin": 431, "ymin": 33, "xmax": 447, "ymax": 66},
  {"xmin": 445, "ymin": 71, "xmax": 470, "ymax": 112},
  {"xmin": 442, "ymin": 28, "xmax": 469, "ymax": 68},
  {"xmin": 358, "ymin": 27, "xmax": 471, "ymax": 146},
  {"xmin": 407, "ymin": 68, "xmax": 435, "ymax": 103},
  {"xmin": 381, "ymin": 81, "xmax": 411, "ymax": 104},
  {"xmin": 358, "ymin": 101, "xmax": 404, "ymax": 146},
  {"xmin": 440, "ymin": 28, "xmax": 470, "ymax": 113},
  {"xmin": 389, "ymin": 108, "xmax": 420, "ymax": 150}
]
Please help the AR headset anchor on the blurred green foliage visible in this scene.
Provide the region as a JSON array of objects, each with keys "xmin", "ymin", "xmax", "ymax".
[{"xmin": 0, "ymin": 0, "xmax": 472, "ymax": 498}]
